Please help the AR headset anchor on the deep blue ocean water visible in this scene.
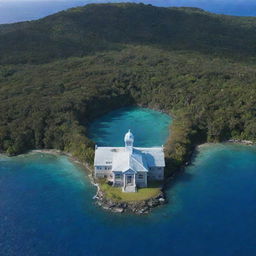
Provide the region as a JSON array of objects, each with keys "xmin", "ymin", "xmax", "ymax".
[
  {"xmin": 0, "ymin": 0, "xmax": 256, "ymax": 24},
  {"xmin": 0, "ymin": 108, "xmax": 256, "ymax": 256}
]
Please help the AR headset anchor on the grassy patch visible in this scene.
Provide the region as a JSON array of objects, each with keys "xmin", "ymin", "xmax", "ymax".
[{"xmin": 99, "ymin": 181, "xmax": 162, "ymax": 202}]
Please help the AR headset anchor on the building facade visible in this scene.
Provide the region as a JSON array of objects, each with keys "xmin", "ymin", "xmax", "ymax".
[{"xmin": 94, "ymin": 130, "xmax": 165, "ymax": 192}]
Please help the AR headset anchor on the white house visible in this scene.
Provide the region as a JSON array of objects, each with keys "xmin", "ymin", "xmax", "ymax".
[{"xmin": 94, "ymin": 130, "xmax": 165, "ymax": 192}]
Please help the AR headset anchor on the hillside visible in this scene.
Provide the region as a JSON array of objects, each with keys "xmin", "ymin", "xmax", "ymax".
[
  {"xmin": 1, "ymin": 3, "xmax": 256, "ymax": 64},
  {"xmin": 0, "ymin": 3, "xmax": 256, "ymax": 172}
]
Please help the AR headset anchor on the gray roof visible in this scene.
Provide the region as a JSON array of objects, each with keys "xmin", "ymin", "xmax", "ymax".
[
  {"xmin": 112, "ymin": 150, "xmax": 148, "ymax": 173},
  {"xmin": 94, "ymin": 146, "xmax": 165, "ymax": 168}
]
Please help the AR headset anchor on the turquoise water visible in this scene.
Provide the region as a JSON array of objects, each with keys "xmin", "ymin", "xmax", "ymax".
[
  {"xmin": 0, "ymin": 108, "xmax": 256, "ymax": 256},
  {"xmin": 89, "ymin": 107, "xmax": 172, "ymax": 147}
]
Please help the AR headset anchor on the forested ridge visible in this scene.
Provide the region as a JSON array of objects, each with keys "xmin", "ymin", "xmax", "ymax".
[{"xmin": 0, "ymin": 3, "xmax": 256, "ymax": 174}]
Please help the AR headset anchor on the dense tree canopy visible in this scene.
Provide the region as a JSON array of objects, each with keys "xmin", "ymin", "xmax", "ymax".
[{"xmin": 0, "ymin": 3, "xmax": 256, "ymax": 173}]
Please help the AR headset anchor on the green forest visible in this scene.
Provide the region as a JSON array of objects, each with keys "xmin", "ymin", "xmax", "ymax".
[{"xmin": 0, "ymin": 3, "xmax": 256, "ymax": 175}]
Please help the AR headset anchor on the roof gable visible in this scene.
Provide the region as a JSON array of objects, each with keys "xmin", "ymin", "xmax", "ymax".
[
  {"xmin": 123, "ymin": 169, "xmax": 136, "ymax": 174},
  {"xmin": 112, "ymin": 150, "xmax": 148, "ymax": 173}
]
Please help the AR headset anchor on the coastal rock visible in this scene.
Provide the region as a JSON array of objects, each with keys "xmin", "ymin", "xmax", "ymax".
[
  {"xmin": 147, "ymin": 199, "xmax": 159, "ymax": 207},
  {"xmin": 121, "ymin": 203, "xmax": 128, "ymax": 209},
  {"xmin": 98, "ymin": 195, "xmax": 166, "ymax": 214},
  {"xmin": 140, "ymin": 206, "xmax": 150, "ymax": 213},
  {"xmin": 159, "ymin": 198, "xmax": 165, "ymax": 203},
  {"xmin": 108, "ymin": 202, "xmax": 116, "ymax": 208},
  {"xmin": 227, "ymin": 139, "xmax": 254, "ymax": 145},
  {"xmin": 112, "ymin": 207, "xmax": 124, "ymax": 213},
  {"xmin": 102, "ymin": 205, "xmax": 111, "ymax": 211},
  {"xmin": 94, "ymin": 180, "xmax": 167, "ymax": 214}
]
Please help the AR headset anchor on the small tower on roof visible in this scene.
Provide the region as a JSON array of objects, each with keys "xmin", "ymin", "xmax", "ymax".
[{"xmin": 124, "ymin": 129, "xmax": 134, "ymax": 153}]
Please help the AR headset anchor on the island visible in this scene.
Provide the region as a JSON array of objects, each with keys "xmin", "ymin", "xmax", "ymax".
[{"xmin": 0, "ymin": 3, "xmax": 256, "ymax": 213}]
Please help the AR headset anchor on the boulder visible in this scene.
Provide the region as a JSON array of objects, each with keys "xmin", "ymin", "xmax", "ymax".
[
  {"xmin": 121, "ymin": 203, "xmax": 128, "ymax": 209},
  {"xmin": 112, "ymin": 207, "xmax": 124, "ymax": 213},
  {"xmin": 158, "ymin": 198, "xmax": 165, "ymax": 204},
  {"xmin": 147, "ymin": 199, "xmax": 159, "ymax": 207}
]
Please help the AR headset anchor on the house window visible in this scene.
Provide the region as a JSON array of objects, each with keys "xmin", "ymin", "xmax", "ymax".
[
  {"xmin": 138, "ymin": 174, "xmax": 144, "ymax": 179},
  {"xmin": 106, "ymin": 161, "xmax": 112, "ymax": 164},
  {"xmin": 115, "ymin": 174, "xmax": 121, "ymax": 180}
]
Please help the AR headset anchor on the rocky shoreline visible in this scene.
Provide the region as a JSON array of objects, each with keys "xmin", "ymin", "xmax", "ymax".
[
  {"xmin": 227, "ymin": 139, "xmax": 254, "ymax": 145},
  {"xmin": 197, "ymin": 139, "xmax": 255, "ymax": 150},
  {"xmin": 94, "ymin": 189, "xmax": 167, "ymax": 214}
]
